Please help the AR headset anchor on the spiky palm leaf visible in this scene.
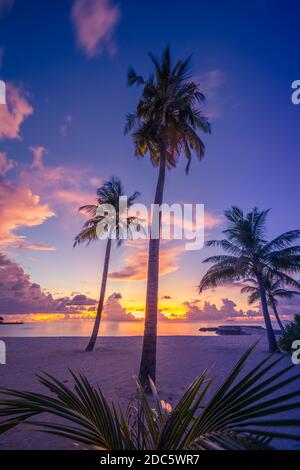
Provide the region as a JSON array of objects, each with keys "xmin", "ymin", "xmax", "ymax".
[{"xmin": 1, "ymin": 345, "xmax": 300, "ymax": 450}]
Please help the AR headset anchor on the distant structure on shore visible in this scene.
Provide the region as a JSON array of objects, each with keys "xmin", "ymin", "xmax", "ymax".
[
  {"xmin": 0, "ymin": 316, "xmax": 24, "ymax": 325},
  {"xmin": 199, "ymin": 325, "xmax": 265, "ymax": 336}
]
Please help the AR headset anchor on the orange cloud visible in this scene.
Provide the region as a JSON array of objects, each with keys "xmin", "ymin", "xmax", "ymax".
[
  {"xmin": 0, "ymin": 146, "xmax": 100, "ymax": 250},
  {"xmin": 109, "ymin": 242, "xmax": 185, "ymax": 281},
  {"xmin": 0, "ymin": 83, "xmax": 33, "ymax": 140},
  {"xmin": 0, "ymin": 173, "xmax": 55, "ymax": 249},
  {"xmin": 20, "ymin": 147, "xmax": 95, "ymax": 211},
  {"xmin": 71, "ymin": 0, "xmax": 120, "ymax": 58},
  {"xmin": 103, "ymin": 292, "xmax": 138, "ymax": 321}
]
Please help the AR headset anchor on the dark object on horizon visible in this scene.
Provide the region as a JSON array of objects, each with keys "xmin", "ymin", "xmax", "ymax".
[
  {"xmin": 217, "ymin": 325, "xmax": 247, "ymax": 335},
  {"xmin": 199, "ymin": 327, "xmax": 218, "ymax": 332}
]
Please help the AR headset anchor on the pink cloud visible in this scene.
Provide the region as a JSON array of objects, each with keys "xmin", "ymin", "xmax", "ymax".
[
  {"xmin": 0, "ymin": 173, "xmax": 55, "ymax": 249},
  {"xmin": 30, "ymin": 146, "xmax": 46, "ymax": 169},
  {"xmin": 0, "ymin": 151, "xmax": 15, "ymax": 174},
  {"xmin": 0, "ymin": 83, "xmax": 33, "ymax": 141},
  {"xmin": 13, "ymin": 241, "xmax": 56, "ymax": 251},
  {"xmin": 71, "ymin": 0, "xmax": 120, "ymax": 58},
  {"xmin": 109, "ymin": 242, "xmax": 185, "ymax": 281},
  {"xmin": 0, "ymin": 253, "xmax": 65, "ymax": 314},
  {"xmin": 103, "ymin": 292, "xmax": 138, "ymax": 321},
  {"xmin": 157, "ymin": 298, "xmax": 260, "ymax": 322},
  {"xmin": 0, "ymin": 146, "xmax": 100, "ymax": 250},
  {"xmin": 0, "ymin": 254, "xmax": 98, "ymax": 314},
  {"xmin": 20, "ymin": 147, "xmax": 95, "ymax": 211}
]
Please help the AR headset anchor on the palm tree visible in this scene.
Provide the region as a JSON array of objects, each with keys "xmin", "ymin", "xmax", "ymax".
[
  {"xmin": 198, "ymin": 207, "xmax": 300, "ymax": 352},
  {"xmin": 74, "ymin": 177, "xmax": 140, "ymax": 352},
  {"xmin": 2, "ymin": 345, "xmax": 300, "ymax": 449},
  {"xmin": 241, "ymin": 275, "xmax": 300, "ymax": 331},
  {"xmin": 125, "ymin": 46, "xmax": 211, "ymax": 390}
]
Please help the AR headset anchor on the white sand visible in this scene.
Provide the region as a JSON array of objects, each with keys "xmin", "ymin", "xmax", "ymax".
[{"xmin": 0, "ymin": 335, "xmax": 299, "ymax": 450}]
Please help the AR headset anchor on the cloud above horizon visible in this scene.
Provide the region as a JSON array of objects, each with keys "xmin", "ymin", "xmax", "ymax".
[
  {"xmin": 0, "ymin": 161, "xmax": 55, "ymax": 249},
  {"xmin": 109, "ymin": 242, "xmax": 185, "ymax": 281},
  {"xmin": 181, "ymin": 298, "xmax": 259, "ymax": 322},
  {"xmin": 0, "ymin": 148, "xmax": 100, "ymax": 251},
  {"xmin": 21, "ymin": 146, "xmax": 96, "ymax": 211},
  {"xmin": 0, "ymin": 83, "xmax": 33, "ymax": 141},
  {"xmin": 71, "ymin": 0, "xmax": 120, "ymax": 58}
]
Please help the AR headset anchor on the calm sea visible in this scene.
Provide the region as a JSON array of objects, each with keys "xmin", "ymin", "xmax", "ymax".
[{"xmin": 0, "ymin": 319, "xmax": 269, "ymax": 337}]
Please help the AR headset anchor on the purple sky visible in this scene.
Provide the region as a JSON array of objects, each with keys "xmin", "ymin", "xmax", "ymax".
[{"xmin": 0, "ymin": 0, "xmax": 300, "ymax": 323}]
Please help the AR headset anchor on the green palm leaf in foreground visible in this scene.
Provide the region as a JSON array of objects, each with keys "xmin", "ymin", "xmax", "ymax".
[{"xmin": 1, "ymin": 345, "xmax": 300, "ymax": 450}]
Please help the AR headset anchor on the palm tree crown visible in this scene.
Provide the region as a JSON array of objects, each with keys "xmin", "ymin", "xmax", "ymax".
[
  {"xmin": 74, "ymin": 177, "xmax": 140, "ymax": 352},
  {"xmin": 125, "ymin": 46, "xmax": 211, "ymax": 173},
  {"xmin": 74, "ymin": 177, "xmax": 140, "ymax": 247},
  {"xmin": 126, "ymin": 47, "xmax": 211, "ymax": 390}
]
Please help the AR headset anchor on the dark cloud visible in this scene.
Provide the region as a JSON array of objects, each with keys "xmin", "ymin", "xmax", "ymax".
[{"xmin": 0, "ymin": 253, "xmax": 95, "ymax": 314}]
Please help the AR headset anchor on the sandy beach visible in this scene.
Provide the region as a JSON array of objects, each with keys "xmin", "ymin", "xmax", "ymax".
[{"xmin": 0, "ymin": 335, "xmax": 300, "ymax": 450}]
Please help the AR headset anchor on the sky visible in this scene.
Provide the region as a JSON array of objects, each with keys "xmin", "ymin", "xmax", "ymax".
[{"xmin": 0, "ymin": 0, "xmax": 300, "ymax": 324}]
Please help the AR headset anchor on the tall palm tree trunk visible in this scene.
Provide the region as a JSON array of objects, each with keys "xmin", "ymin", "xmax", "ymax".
[
  {"xmin": 256, "ymin": 274, "xmax": 277, "ymax": 352},
  {"xmin": 86, "ymin": 237, "xmax": 112, "ymax": 352},
  {"xmin": 270, "ymin": 297, "xmax": 284, "ymax": 331},
  {"xmin": 139, "ymin": 146, "xmax": 166, "ymax": 390}
]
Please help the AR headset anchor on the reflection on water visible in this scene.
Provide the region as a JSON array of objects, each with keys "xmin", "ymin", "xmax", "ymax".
[{"xmin": 0, "ymin": 319, "xmax": 266, "ymax": 337}]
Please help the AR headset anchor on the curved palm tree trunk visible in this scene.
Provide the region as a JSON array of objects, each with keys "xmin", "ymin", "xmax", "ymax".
[
  {"xmin": 139, "ymin": 146, "xmax": 166, "ymax": 391},
  {"xmin": 86, "ymin": 237, "xmax": 112, "ymax": 352},
  {"xmin": 270, "ymin": 297, "xmax": 284, "ymax": 331},
  {"xmin": 256, "ymin": 274, "xmax": 277, "ymax": 352}
]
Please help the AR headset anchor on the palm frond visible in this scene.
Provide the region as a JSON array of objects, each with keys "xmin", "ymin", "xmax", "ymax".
[{"xmin": 1, "ymin": 346, "xmax": 300, "ymax": 450}]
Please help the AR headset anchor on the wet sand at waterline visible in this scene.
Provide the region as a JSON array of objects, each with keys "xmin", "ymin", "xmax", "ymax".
[{"xmin": 0, "ymin": 336, "xmax": 299, "ymax": 450}]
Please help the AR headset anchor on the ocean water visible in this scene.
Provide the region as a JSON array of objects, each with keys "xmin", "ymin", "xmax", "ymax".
[{"xmin": 0, "ymin": 319, "xmax": 268, "ymax": 337}]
